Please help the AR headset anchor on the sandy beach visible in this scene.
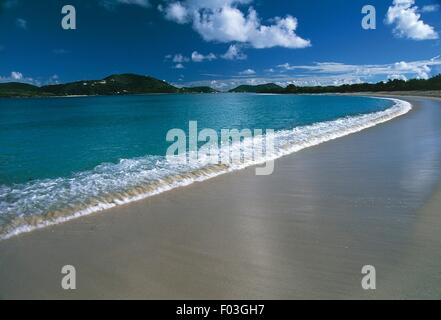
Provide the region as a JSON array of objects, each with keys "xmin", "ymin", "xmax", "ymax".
[{"xmin": 1, "ymin": 96, "xmax": 441, "ymax": 299}]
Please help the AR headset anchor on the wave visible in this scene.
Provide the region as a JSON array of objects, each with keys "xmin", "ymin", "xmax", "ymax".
[{"xmin": 0, "ymin": 97, "xmax": 412, "ymax": 240}]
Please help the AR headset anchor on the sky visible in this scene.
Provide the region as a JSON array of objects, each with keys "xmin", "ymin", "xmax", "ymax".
[{"xmin": 1, "ymin": 0, "xmax": 441, "ymax": 90}]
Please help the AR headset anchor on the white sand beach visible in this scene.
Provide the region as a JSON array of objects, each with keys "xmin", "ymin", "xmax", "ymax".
[{"xmin": 0, "ymin": 96, "xmax": 440, "ymax": 299}]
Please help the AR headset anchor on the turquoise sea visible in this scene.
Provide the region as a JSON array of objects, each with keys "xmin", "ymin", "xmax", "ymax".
[{"xmin": 0, "ymin": 94, "xmax": 409, "ymax": 238}]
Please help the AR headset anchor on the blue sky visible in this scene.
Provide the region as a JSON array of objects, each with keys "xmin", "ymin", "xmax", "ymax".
[{"xmin": 1, "ymin": 0, "xmax": 441, "ymax": 89}]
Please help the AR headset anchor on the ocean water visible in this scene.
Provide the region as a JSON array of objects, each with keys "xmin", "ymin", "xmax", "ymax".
[{"xmin": 0, "ymin": 94, "xmax": 410, "ymax": 239}]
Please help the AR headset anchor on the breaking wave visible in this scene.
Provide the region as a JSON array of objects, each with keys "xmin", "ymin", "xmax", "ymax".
[{"xmin": 0, "ymin": 97, "xmax": 412, "ymax": 239}]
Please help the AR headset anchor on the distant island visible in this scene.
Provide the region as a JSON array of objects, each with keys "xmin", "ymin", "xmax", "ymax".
[
  {"xmin": 0, "ymin": 73, "xmax": 219, "ymax": 98},
  {"xmin": 179, "ymin": 86, "xmax": 218, "ymax": 94},
  {"xmin": 1, "ymin": 72, "xmax": 440, "ymax": 98},
  {"xmin": 229, "ymin": 83, "xmax": 284, "ymax": 93},
  {"xmin": 229, "ymin": 74, "xmax": 441, "ymax": 94}
]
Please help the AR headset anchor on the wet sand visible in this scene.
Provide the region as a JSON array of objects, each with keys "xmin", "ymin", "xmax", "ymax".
[{"xmin": 1, "ymin": 96, "xmax": 441, "ymax": 299}]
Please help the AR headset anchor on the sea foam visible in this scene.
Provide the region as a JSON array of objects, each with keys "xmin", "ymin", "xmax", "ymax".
[{"xmin": 0, "ymin": 97, "xmax": 412, "ymax": 240}]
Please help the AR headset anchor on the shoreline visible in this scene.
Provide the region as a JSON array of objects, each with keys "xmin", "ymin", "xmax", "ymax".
[
  {"xmin": 1, "ymin": 90, "xmax": 440, "ymax": 100},
  {"xmin": 1, "ymin": 96, "xmax": 441, "ymax": 298},
  {"xmin": 343, "ymin": 91, "xmax": 441, "ymax": 101},
  {"xmin": 0, "ymin": 96, "xmax": 411, "ymax": 240}
]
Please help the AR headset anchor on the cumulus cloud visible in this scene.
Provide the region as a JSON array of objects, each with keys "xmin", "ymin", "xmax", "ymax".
[
  {"xmin": 388, "ymin": 73, "xmax": 408, "ymax": 81},
  {"xmin": 173, "ymin": 54, "xmax": 189, "ymax": 63},
  {"xmin": 394, "ymin": 60, "xmax": 431, "ymax": 79},
  {"xmin": 0, "ymin": 71, "xmax": 33, "ymax": 84},
  {"xmin": 191, "ymin": 51, "xmax": 217, "ymax": 62},
  {"xmin": 176, "ymin": 74, "xmax": 366, "ymax": 91},
  {"xmin": 177, "ymin": 56, "xmax": 441, "ymax": 91},
  {"xmin": 277, "ymin": 56, "xmax": 441, "ymax": 80},
  {"xmin": 165, "ymin": 53, "xmax": 189, "ymax": 64},
  {"xmin": 221, "ymin": 44, "xmax": 247, "ymax": 60},
  {"xmin": 0, "ymin": 71, "xmax": 61, "ymax": 86},
  {"xmin": 159, "ymin": 0, "xmax": 310, "ymax": 49},
  {"xmin": 160, "ymin": 2, "xmax": 189, "ymax": 23},
  {"xmin": 178, "ymin": 56, "xmax": 441, "ymax": 90},
  {"xmin": 11, "ymin": 71, "xmax": 23, "ymax": 80},
  {"xmin": 385, "ymin": 0, "xmax": 438, "ymax": 40},
  {"xmin": 165, "ymin": 54, "xmax": 189, "ymax": 69}
]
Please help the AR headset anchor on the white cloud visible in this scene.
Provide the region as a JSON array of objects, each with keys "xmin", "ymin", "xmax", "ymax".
[
  {"xmin": 221, "ymin": 44, "xmax": 247, "ymax": 60},
  {"xmin": 277, "ymin": 56, "xmax": 441, "ymax": 80},
  {"xmin": 180, "ymin": 56, "xmax": 440, "ymax": 89},
  {"xmin": 394, "ymin": 60, "xmax": 431, "ymax": 79},
  {"xmin": 160, "ymin": 1, "xmax": 310, "ymax": 49},
  {"xmin": 161, "ymin": 2, "xmax": 188, "ymax": 24},
  {"xmin": 388, "ymin": 73, "xmax": 408, "ymax": 81},
  {"xmin": 385, "ymin": 0, "xmax": 438, "ymax": 40},
  {"xmin": 173, "ymin": 54, "xmax": 189, "ymax": 63},
  {"xmin": 239, "ymin": 68, "xmax": 256, "ymax": 75},
  {"xmin": 165, "ymin": 54, "xmax": 190, "ymax": 68},
  {"xmin": 176, "ymin": 74, "xmax": 365, "ymax": 90},
  {"xmin": 421, "ymin": 4, "xmax": 439, "ymax": 12},
  {"xmin": 16, "ymin": 18, "xmax": 27, "ymax": 29},
  {"xmin": 191, "ymin": 51, "xmax": 204, "ymax": 62},
  {"xmin": 0, "ymin": 72, "xmax": 61, "ymax": 86},
  {"xmin": 278, "ymin": 62, "xmax": 362, "ymax": 73},
  {"xmin": 173, "ymin": 63, "xmax": 185, "ymax": 69},
  {"xmin": 165, "ymin": 53, "xmax": 189, "ymax": 63},
  {"xmin": 0, "ymin": 71, "xmax": 34, "ymax": 85},
  {"xmin": 47, "ymin": 74, "xmax": 60, "ymax": 84},
  {"xmin": 176, "ymin": 56, "xmax": 441, "ymax": 90},
  {"xmin": 11, "ymin": 71, "xmax": 23, "ymax": 80},
  {"xmin": 191, "ymin": 51, "xmax": 217, "ymax": 62}
]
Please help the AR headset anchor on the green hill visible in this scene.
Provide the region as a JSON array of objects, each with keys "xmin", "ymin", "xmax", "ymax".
[
  {"xmin": 1, "ymin": 73, "xmax": 441, "ymax": 98},
  {"xmin": 229, "ymin": 83, "xmax": 284, "ymax": 93},
  {"xmin": 227, "ymin": 75, "xmax": 441, "ymax": 94},
  {"xmin": 41, "ymin": 73, "xmax": 179, "ymax": 96},
  {"xmin": 179, "ymin": 86, "xmax": 218, "ymax": 93},
  {"xmin": 0, "ymin": 82, "xmax": 44, "ymax": 97},
  {"xmin": 283, "ymin": 74, "xmax": 441, "ymax": 94}
]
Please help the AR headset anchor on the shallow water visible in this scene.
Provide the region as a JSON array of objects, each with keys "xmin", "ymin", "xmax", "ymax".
[{"xmin": 0, "ymin": 94, "xmax": 400, "ymax": 238}]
